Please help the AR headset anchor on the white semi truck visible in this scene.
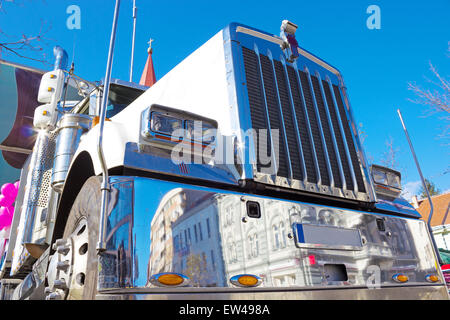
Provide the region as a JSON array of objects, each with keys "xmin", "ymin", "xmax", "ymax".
[{"xmin": 0, "ymin": 18, "xmax": 448, "ymax": 300}]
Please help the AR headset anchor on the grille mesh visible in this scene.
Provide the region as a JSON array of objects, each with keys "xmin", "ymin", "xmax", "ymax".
[{"xmin": 241, "ymin": 46, "xmax": 369, "ymax": 199}]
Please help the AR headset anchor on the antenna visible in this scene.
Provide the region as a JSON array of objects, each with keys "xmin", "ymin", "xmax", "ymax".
[
  {"xmin": 97, "ymin": 0, "xmax": 121, "ymax": 252},
  {"xmin": 129, "ymin": 0, "xmax": 137, "ymax": 82},
  {"xmin": 397, "ymin": 109, "xmax": 443, "ymax": 265}
]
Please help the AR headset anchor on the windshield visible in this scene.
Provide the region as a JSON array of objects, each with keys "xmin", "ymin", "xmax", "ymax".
[{"xmin": 106, "ymin": 83, "xmax": 145, "ymax": 118}]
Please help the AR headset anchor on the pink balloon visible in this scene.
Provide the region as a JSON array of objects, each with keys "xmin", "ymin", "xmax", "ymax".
[
  {"xmin": 1, "ymin": 183, "xmax": 17, "ymax": 199},
  {"xmin": 0, "ymin": 195, "xmax": 13, "ymax": 207},
  {"xmin": 0, "ymin": 209, "xmax": 12, "ymax": 230},
  {"xmin": 5, "ymin": 205, "xmax": 14, "ymax": 217}
]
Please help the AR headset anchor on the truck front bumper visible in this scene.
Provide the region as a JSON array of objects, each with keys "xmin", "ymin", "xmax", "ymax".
[
  {"xmin": 96, "ymin": 284, "xmax": 449, "ymax": 300},
  {"xmin": 97, "ymin": 176, "xmax": 448, "ymax": 299}
]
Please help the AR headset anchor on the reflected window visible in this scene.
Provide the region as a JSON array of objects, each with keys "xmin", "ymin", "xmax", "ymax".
[
  {"xmin": 273, "ymin": 221, "xmax": 286, "ymax": 250},
  {"xmin": 210, "ymin": 250, "xmax": 216, "ymax": 269},
  {"xmin": 187, "ymin": 228, "xmax": 192, "ymax": 244},
  {"xmin": 227, "ymin": 237, "xmax": 238, "ymax": 264},
  {"xmin": 248, "ymin": 232, "xmax": 259, "ymax": 258},
  {"xmin": 273, "ymin": 225, "xmax": 280, "ymax": 250},
  {"xmin": 206, "ymin": 218, "xmax": 211, "ymax": 238},
  {"xmin": 198, "ymin": 222, "xmax": 203, "ymax": 241},
  {"xmin": 280, "ymin": 222, "xmax": 286, "ymax": 248}
]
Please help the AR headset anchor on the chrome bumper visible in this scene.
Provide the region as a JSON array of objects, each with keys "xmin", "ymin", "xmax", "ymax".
[
  {"xmin": 96, "ymin": 284, "xmax": 449, "ymax": 300},
  {"xmin": 97, "ymin": 176, "xmax": 446, "ymax": 295}
]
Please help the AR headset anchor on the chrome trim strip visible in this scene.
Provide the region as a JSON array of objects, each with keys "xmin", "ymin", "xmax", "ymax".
[
  {"xmin": 254, "ymin": 45, "xmax": 278, "ymax": 177},
  {"xmin": 236, "ymin": 26, "xmax": 284, "ymax": 46},
  {"xmin": 327, "ymin": 78, "xmax": 358, "ymax": 194},
  {"xmin": 293, "ymin": 63, "xmax": 321, "ymax": 185},
  {"xmin": 337, "ymin": 75, "xmax": 376, "ymax": 201},
  {"xmin": 223, "ymin": 30, "xmax": 257, "ymax": 180},
  {"xmin": 317, "ymin": 74, "xmax": 346, "ymax": 190},
  {"xmin": 305, "ymin": 69, "xmax": 333, "ymax": 188},
  {"xmin": 267, "ymin": 50, "xmax": 293, "ymax": 181},
  {"xmin": 297, "ymin": 48, "xmax": 340, "ymax": 76},
  {"xmin": 234, "ymin": 26, "xmax": 340, "ymax": 76},
  {"xmin": 281, "ymin": 58, "xmax": 307, "ymax": 184}
]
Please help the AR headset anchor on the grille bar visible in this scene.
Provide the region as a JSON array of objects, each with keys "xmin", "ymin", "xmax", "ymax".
[
  {"xmin": 298, "ymin": 70, "xmax": 330, "ymax": 186},
  {"xmin": 258, "ymin": 54, "xmax": 289, "ymax": 179},
  {"xmin": 286, "ymin": 66, "xmax": 318, "ymax": 184},
  {"xmin": 322, "ymin": 79, "xmax": 355, "ymax": 191},
  {"xmin": 241, "ymin": 47, "xmax": 271, "ymax": 173},
  {"xmin": 273, "ymin": 60, "xmax": 304, "ymax": 181},
  {"xmin": 332, "ymin": 84, "xmax": 366, "ymax": 193},
  {"xmin": 310, "ymin": 74, "xmax": 342, "ymax": 189}
]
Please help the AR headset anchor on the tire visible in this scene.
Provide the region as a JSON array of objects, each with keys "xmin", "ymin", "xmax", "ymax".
[{"xmin": 62, "ymin": 176, "xmax": 102, "ymax": 300}]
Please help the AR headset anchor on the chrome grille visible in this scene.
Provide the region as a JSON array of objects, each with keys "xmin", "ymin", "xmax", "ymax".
[{"xmin": 241, "ymin": 46, "xmax": 370, "ymax": 201}]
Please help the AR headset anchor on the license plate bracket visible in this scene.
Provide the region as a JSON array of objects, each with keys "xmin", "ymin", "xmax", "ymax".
[{"xmin": 294, "ymin": 223, "xmax": 363, "ymax": 251}]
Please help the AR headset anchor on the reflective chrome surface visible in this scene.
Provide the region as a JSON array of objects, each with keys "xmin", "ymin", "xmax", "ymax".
[
  {"xmin": 96, "ymin": 284, "xmax": 449, "ymax": 300},
  {"xmin": 98, "ymin": 175, "xmax": 444, "ymax": 294},
  {"xmin": 124, "ymin": 142, "xmax": 240, "ymax": 186},
  {"xmin": 51, "ymin": 113, "xmax": 92, "ymax": 192},
  {"xmin": 232, "ymin": 24, "xmax": 374, "ymax": 203}
]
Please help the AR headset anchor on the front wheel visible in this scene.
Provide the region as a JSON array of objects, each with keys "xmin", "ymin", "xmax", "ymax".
[{"xmin": 45, "ymin": 176, "xmax": 101, "ymax": 300}]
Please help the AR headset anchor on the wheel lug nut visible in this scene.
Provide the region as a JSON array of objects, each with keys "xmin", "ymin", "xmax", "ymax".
[
  {"xmin": 53, "ymin": 279, "xmax": 68, "ymax": 290},
  {"xmin": 46, "ymin": 292, "xmax": 63, "ymax": 300},
  {"xmin": 52, "ymin": 239, "xmax": 67, "ymax": 250},
  {"xmin": 56, "ymin": 245, "xmax": 70, "ymax": 256},
  {"xmin": 56, "ymin": 260, "xmax": 70, "ymax": 272}
]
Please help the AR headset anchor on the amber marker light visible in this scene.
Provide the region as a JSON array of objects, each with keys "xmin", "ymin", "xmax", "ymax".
[
  {"xmin": 392, "ymin": 273, "xmax": 409, "ymax": 283},
  {"xmin": 149, "ymin": 272, "xmax": 189, "ymax": 287},
  {"xmin": 230, "ymin": 274, "xmax": 262, "ymax": 288},
  {"xmin": 92, "ymin": 116, "xmax": 111, "ymax": 127},
  {"xmin": 425, "ymin": 274, "xmax": 439, "ymax": 283}
]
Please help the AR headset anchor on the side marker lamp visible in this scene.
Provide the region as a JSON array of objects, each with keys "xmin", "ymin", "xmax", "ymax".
[
  {"xmin": 425, "ymin": 274, "xmax": 439, "ymax": 283},
  {"xmin": 149, "ymin": 272, "xmax": 190, "ymax": 287},
  {"xmin": 392, "ymin": 273, "xmax": 409, "ymax": 283},
  {"xmin": 230, "ymin": 274, "xmax": 262, "ymax": 288}
]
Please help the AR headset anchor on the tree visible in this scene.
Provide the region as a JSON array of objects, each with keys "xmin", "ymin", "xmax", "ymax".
[
  {"xmin": 419, "ymin": 178, "xmax": 441, "ymax": 199},
  {"xmin": 380, "ymin": 136, "xmax": 400, "ymax": 170},
  {"xmin": 0, "ymin": 0, "xmax": 53, "ymax": 66},
  {"xmin": 408, "ymin": 43, "xmax": 450, "ymax": 144}
]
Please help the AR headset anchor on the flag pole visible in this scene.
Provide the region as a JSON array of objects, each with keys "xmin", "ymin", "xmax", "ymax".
[{"xmin": 129, "ymin": 0, "xmax": 137, "ymax": 82}]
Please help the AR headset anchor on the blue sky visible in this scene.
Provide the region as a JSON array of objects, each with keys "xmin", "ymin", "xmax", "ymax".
[{"xmin": 0, "ymin": 0, "xmax": 449, "ymax": 199}]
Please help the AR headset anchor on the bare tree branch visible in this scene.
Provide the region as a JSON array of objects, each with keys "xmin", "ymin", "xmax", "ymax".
[
  {"xmin": 380, "ymin": 136, "xmax": 400, "ymax": 170},
  {"xmin": 0, "ymin": 0, "xmax": 53, "ymax": 66},
  {"xmin": 407, "ymin": 43, "xmax": 450, "ymax": 143}
]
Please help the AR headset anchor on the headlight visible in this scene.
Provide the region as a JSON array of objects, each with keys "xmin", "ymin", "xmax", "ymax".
[
  {"xmin": 185, "ymin": 119, "xmax": 216, "ymax": 144},
  {"xmin": 372, "ymin": 167, "xmax": 388, "ymax": 185},
  {"xmin": 150, "ymin": 112, "xmax": 183, "ymax": 137},
  {"xmin": 370, "ymin": 165, "xmax": 402, "ymax": 199},
  {"xmin": 141, "ymin": 104, "xmax": 218, "ymax": 148}
]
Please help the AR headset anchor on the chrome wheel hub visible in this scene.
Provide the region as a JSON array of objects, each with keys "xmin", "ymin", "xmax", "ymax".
[{"xmin": 45, "ymin": 218, "xmax": 89, "ymax": 300}]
